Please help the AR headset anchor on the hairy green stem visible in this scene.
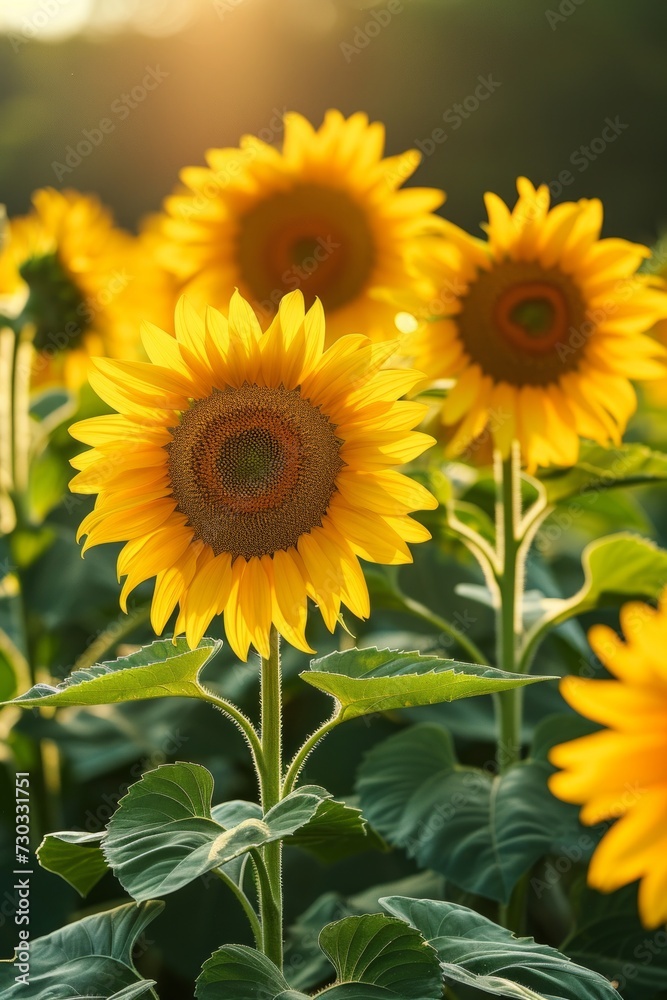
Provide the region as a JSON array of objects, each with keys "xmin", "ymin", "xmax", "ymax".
[
  {"xmin": 400, "ymin": 593, "xmax": 488, "ymax": 666},
  {"xmin": 214, "ymin": 866, "xmax": 262, "ymax": 948},
  {"xmin": 283, "ymin": 712, "xmax": 340, "ymax": 796},
  {"xmin": 259, "ymin": 626, "xmax": 284, "ymax": 968},
  {"xmin": 201, "ymin": 690, "xmax": 264, "ymax": 786},
  {"xmin": 73, "ymin": 604, "xmax": 152, "ymax": 670}
]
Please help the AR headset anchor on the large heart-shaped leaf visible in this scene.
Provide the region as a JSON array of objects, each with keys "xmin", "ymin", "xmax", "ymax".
[
  {"xmin": 37, "ymin": 829, "xmax": 108, "ymax": 896},
  {"xmin": 196, "ymin": 914, "xmax": 442, "ymax": 999},
  {"xmin": 0, "ymin": 900, "xmax": 162, "ymax": 999},
  {"xmin": 318, "ymin": 914, "xmax": 442, "ymax": 998},
  {"xmin": 196, "ymin": 944, "xmax": 300, "ymax": 999},
  {"xmin": 382, "ymin": 897, "xmax": 621, "ymax": 1000},
  {"xmin": 104, "ymin": 763, "xmax": 371, "ymax": 899},
  {"xmin": 284, "ymin": 873, "xmax": 444, "ymax": 993},
  {"xmin": 565, "ymin": 883, "xmax": 667, "ymax": 1000},
  {"xmin": 538, "ymin": 443, "xmax": 667, "ymax": 504},
  {"xmin": 357, "ymin": 719, "xmax": 596, "ymax": 904},
  {"xmin": 2, "ymin": 637, "xmax": 222, "ymax": 708},
  {"xmin": 302, "ymin": 648, "xmax": 553, "ymax": 722}
]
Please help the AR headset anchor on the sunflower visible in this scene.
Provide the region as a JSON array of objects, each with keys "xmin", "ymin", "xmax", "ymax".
[
  {"xmin": 644, "ymin": 247, "xmax": 667, "ymax": 408},
  {"xmin": 549, "ymin": 593, "xmax": 667, "ymax": 928},
  {"xmin": 157, "ymin": 109, "xmax": 445, "ymax": 342},
  {"xmin": 70, "ymin": 290, "xmax": 436, "ymax": 661},
  {"xmin": 408, "ymin": 177, "xmax": 667, "ymax": 471},
  {"xmin": 0, "ymin": 188, "xmax": 161, "ymax": 389}
]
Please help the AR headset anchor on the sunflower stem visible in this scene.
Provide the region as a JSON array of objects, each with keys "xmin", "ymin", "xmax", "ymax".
[
  {"xmin": 399, "ymin": 593, "xmax": 488, "ymax": 666},
  {"xmin": 213, "ymin": 866, "xmax": 262, "ymax": 948},
  {"xmin": 12, "ymin": 328, "xmax": 34, "ymax": 506},
  {"xmin": 283, "ymin": 712, "xmax": 340, "ymax": 796},
  {"xmin": 7, "ymin": 324, "xmax": 36, "ymax": 530},
  {"xmin": 201, "ymin": 690, "xmax": 264, "ymax": 787},
  {"xmin": 73, "ymin": 604, "xmax": 152, "ymax": 670},
  {"xmin": 259, "ymin": 625, "xmax": 284, "ymax": 969},
  {"xmin": 493, "ymin": 445, "xmax": 524, "ymax": 775}
]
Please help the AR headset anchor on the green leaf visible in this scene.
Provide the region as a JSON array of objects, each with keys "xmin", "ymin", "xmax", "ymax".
[
  {"xmin": 565, "ymin": 883, "xmax": 667, "ymax": 1000},
  {"xmin": 302, "ymin": 647, "xmax": 553, "ymax": 722},
  {"xmin": 382, "ymin": 896, "xmax": 621, "ymax": 1000},
  {"xmin": 286, "ymin": 786, "xmax": 385, "ymax": 862},
  {"xmin": 37, "ymin": 829, "xmax": 108, "ymax": 896},
  {"xmin": 569, "ymin": 534, "xmax": 667, "ymax": 609},
  {"xmin": 3, "ymin": 637, "xmax": 222, "ymax": 708},
  {"xmin": 0, "ymin": 900, "xmax": 162, "ymax": 999},
  {"xmin": 196, "ymin": 944, "xmax": 304, "ymax": 999},
  {"xmin": 197, "ymin": 914, "xmax": 443, "ymax": 1000},
  {"xmin": 29, "ymin": 445, "xmax": 71, "ymax": 521},
  {"xmin": 104, "ymin": 763, "xmax": 351, "ymax": 900},
  {"xmin": 357, "ymin": 721, "xmax": 594, "ymax": 904},
  {"xmin": 538, "ymin": 442, "xmax": 667, "ymax": 504},
  {"xmin": 525, "ymin": 534, "xmax": 667, "ymax": 648},
  {"xmin": 318, "ymin": 914, "xmax": 442, "ymax": 998},
  {"xmin": 213, "ymin": 787, "xmax": 383, "ymax": 864},
  {"xmin": 285, "ymin": 873, "xmax": 444, "ymax": 993}
]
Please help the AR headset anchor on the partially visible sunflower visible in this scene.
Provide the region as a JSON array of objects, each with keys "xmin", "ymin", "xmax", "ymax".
[
  {"xmin": 407, "ymin": 177, "xmax": 667, "ymax": 471},
  {"xmin": 70, "ymin": 290, "xmax": 437, "ymax": 661},
  {"xmin": 0, "ymin": 188, "xmax": 164, "ymax": 389},
  {"xmin": 549, "ymin": 593, "xmax": 667, "ymax": 928},
  {"xmin": 158, "ymin": 109, "xmax": 445, "ymax": 342},
  {"xmin": 644, "ymin": 244, "xmax": 667, "ymax": 407}
]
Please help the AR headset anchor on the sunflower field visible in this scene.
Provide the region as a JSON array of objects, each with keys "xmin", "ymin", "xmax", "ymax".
[{"xmin": 2, "ymin": 3, "xmax": 667, "ymax": 999}]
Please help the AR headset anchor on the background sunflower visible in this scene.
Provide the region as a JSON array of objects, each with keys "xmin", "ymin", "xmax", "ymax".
[
  {"xmin": 158, "ymin": 109, "xmax": 444, "ymax": 342},
  {"xmin": 0, "ymin": 188, "xmax": 168, "ymax": 388},
  {"xmin": 407, "ymin": 178, "xmax": 667, "ymax": 470}
]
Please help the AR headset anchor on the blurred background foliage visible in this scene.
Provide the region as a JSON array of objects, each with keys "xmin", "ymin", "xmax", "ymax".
[
  {"xmin": 2, "ymin": 0, "xmax": 667, "ymax": 244},
  {"xmin": 2, "ymin": 2, "xmax": 667, "ymax": 998}
]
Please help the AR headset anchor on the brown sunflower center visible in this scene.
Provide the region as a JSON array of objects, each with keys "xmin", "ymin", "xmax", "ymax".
[
  {"xmin": 167, "ymin": 383, "xmax": 344, "ymax": 559},
  {"xmin": 456, "ymin": 261, "xmax": 588, "ymax": 385},
  {"xmin": 236, "ymin": 183, "xmax": 376, "ymax": 319}
]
